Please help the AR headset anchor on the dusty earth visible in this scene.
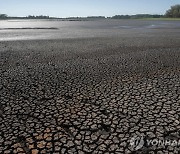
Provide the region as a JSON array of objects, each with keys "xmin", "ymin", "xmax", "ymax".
[{"xmin": 0, "ymin": 21, "xmax": 180, "ymax": 153}]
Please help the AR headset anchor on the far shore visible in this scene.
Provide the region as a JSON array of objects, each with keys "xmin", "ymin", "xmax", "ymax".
[{"xmin": 0, "ymin": 18, "xmax": 180, "ymax": 22}]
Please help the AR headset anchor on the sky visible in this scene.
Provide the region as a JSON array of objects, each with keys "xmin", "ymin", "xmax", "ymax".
[{"xmin": 0, "ymin": 0, "xmax": 180, "ymax": 18}]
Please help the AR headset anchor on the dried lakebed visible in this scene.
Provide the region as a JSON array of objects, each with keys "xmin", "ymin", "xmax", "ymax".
[{"xmin": 0, "ymin": 36, "xmax": 180, "ymax": 153}]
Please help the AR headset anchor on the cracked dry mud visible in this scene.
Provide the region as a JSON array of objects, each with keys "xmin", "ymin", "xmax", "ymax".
[{"xmin": 0, "ymin": 36, "xmax": 180, "ymax": 154}]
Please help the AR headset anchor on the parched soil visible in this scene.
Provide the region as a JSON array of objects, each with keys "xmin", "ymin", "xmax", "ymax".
[{"xmin": 0, "ymin": 35, "xmax": 180, "ymax": 153}]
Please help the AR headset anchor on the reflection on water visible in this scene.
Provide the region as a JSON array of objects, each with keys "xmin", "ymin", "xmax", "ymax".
[{"xmin": 0, "ymin": 19, "xmax": 179, "ymax": 41}]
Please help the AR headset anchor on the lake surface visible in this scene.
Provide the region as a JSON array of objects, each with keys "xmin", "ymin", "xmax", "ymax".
[{"xmin": 0, "ymin": 19, "xmax": 180, "ymax": 41}]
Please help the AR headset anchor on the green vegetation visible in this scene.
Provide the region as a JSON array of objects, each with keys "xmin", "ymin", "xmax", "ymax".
[
  {"xmin": 0, "ymin": 14, "xmax": 57, "ymax": 20},
  {"xmin": 165, "ymin": 4, "xmax": 180, "ymax": 18},
  {"xmin": 0, "ymin": 14, "xmax": 8, "ymax": 19},
  {"xmin": 27, "ymin": 15, "xmax": 50, "ymax": 19},
  {"xmin": 140, "ymin": 18, "xmax": 180, "ymax": 21},
  {"xmin": 87, "ymin": 16, "xmax": 105, "ymax": 19},
  {"xmin": 111, "ymin": 14, "xmax": 163, "ymax": 19},
  {"xmin": 111, "ymin": 5, "xmax": 180, "ymax": 19}
]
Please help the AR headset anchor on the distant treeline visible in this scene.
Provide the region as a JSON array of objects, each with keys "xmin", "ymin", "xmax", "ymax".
[
  {"xmin": 111, "ymin": 14, "xmax": 163, "ymax": 19},
  {"xmin": 1, "ymin": 4, "xmax": 180, "ymax": 20},
  {"xmin": 26, "ymin": 15, "xmax": 51, "ymax": 19},
  {"xmin": 0, "ymin": 15, "xmax": 106, "ymax": 20},
  {"xmin": 0, "ymin": 15, "xmax": 57, "ymax": 20},
  {"xmin": 0, "ymin": 14, "xmax": 164, "ymax": 20},
  {"xmin": 111, "ymin": 4, "xmax": 180, "ymax": 19}
]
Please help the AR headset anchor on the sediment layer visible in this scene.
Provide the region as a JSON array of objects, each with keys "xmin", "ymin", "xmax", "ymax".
[{"xmin": 0, "ymin": 36, "xmax": 180, "ymax": 153}]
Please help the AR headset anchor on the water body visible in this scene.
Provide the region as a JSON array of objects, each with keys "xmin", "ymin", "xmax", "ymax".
[{"xmin": 0, "ymin": 19, "xmax": 180, "ymax": 41}]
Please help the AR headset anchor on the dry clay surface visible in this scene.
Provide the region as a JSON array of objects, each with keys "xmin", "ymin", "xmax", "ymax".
[{"xmin": 0, "ymin": 36, "xmax": 180, "ymax": 153}]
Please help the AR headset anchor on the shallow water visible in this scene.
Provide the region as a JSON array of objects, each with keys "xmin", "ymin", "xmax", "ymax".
[{"xmin": 0, "ymin": 19, "xmax": 179, "ymax": 41}]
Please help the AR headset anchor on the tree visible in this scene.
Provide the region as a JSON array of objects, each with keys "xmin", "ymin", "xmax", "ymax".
[
  {"xmin": 0, "ymin": 14, "xmax": 8, "ymax": 19},
  {"xmin": 165, "ymin": 5, "xmax": 180, "ymax": 18},
  {"xmin": 27, "ymin": 15, "xmax": 50, "ymax": 19}
]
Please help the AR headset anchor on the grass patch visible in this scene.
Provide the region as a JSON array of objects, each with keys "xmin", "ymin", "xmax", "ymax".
[{"xmin": 140, "ymin": 18, "xmax": 180, "ymax": 21}]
